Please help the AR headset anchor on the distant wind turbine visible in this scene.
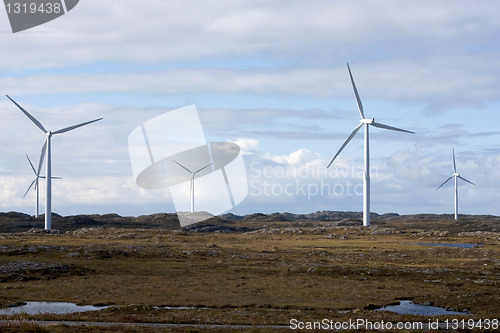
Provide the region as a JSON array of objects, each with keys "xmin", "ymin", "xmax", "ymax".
[
  {"xmin": 7, "ymin": 95, "xmax": 102, "ymax": 231},
  {"xmin": 327, "ymin": 63, "xmax": 415, "ymax": 227},
  {"xmin": 436, "ymin": 149, "xmax": 475, "ymax": 220},
  {"xmin": 24, "ymin": 154, "xmax": 61, "ymax": 218},
  {"xmin": 173, "ymin": 160, "xmax": 213, "ymax": 213},
  {"xmin": 23, "ymin": 155, "xmax": 57, "ymax": 218}
]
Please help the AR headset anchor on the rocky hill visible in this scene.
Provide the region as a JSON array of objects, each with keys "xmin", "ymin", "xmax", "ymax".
[{"xmin": 0, "ymin": 211, "xmax": 498, "ymax": 234}]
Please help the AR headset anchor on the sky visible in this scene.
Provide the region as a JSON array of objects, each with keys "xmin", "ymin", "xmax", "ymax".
[{"xmin": 1, "ymin": 0, "xmax": 499, "ymax": 217}]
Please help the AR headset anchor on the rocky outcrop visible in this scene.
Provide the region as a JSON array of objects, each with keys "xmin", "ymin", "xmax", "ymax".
[{"xmin": 0, "ymin": 211, "xmax": 498, "ymax": 234}]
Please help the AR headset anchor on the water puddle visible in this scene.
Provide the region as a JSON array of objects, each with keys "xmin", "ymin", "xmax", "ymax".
[
  {"xmin": 0, "ymin": 302, "xmax": 109, "ymax": 315},
  {"xmin": 153, "ymin": 306, "xmax": 199, "ymax": 310},
  {"xmin": 411, "ymin": 243, "xmax": 482, "ymax": 248},
  {"xmin": 376, "ymin": 300, "xmax": 468, "ymax": 316}
]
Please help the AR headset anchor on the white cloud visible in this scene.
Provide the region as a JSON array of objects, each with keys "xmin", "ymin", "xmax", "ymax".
[
  {"xmin": 263, "ymin": 148, "xmax": 323, "ymax": 167},
  {"xmin": 229, "ymin": 138, "xmax": 260, "ymax": 155},
  {"xmin": 1, "ymin": 61, "xmax": 499, "ymax": 106},
  {"xmin": 0, "ymin": 1, "xmax": 499, "ymax": 105},
  {"xmin": 388, "ymin": 150, "xmax": 440, "ymax": 186},
  {"xmin": 2, "ymin": 1, "xmax": 499, "ymax": 66}
]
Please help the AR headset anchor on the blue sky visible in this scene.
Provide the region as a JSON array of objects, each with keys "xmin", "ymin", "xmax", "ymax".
[{"xmin": 1, "ymin": 0, "xmax": 499, "ymax": 217}]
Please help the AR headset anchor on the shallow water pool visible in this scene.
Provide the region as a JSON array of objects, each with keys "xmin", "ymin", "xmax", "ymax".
[
  {"xmin": 0, "ymin": 301, "xmax": 109, "ymax": 315},
  {"xmin": 376, "ymin": 300, "xmax": 468, "ymax": 316},
  {"xmin": 411, "ymin": 243, "xmax": 482, "ymax": 248}
]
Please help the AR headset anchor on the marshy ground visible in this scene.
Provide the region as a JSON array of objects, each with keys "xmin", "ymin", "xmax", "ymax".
[{"xmin": 0, "ymin": 213, "xmax": 498, "ymax": 332}]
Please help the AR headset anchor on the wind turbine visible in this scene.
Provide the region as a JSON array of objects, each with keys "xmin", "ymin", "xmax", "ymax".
[
  {"xmin": 327, "ymin": 63, "xmax": 415, "ymax": 227},
  {"xmin": 7, "ymin": 95, "xmax": 102, "ymax": 231},
  {"xmin": 24, "ymin": 154, "xmax": 61, "ymax": 218},
  {"xmin": 173, "ymin": 160, "xmax": 213, "ymax": 213},
  {"xmin": 436, "ymin": 149, "xmax": 475, "ymax": 220}
]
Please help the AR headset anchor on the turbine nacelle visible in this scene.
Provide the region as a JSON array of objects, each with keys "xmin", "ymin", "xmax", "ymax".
[
  {"xmin": 453, "ymin": 173, "xmax": 460, "ymax": 177},
  {"xmin": 360, "ymin": 118, "xmax": 374, "ymax": 125}
]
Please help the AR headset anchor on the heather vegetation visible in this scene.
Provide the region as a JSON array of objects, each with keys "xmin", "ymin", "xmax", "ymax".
[{"xmin": 0, "ymin": 212, "xmax": 498, "ymax": 331}]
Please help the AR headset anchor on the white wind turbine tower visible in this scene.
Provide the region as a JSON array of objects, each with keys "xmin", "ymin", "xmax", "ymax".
[
  {"xmin": 173, "ymin": 160, "xmax": 213, "ymax": 213},
  {"xmin": 24, "ymin": 154, "xmax": 61, "ymax": 218},
  {"xmin": 327, "ymin": 63, "xmax": 415, "ymax": 227},
  {"xmin": 7, "ymin": 95, "xmax": 102, "ymax": 231},
  {"xmin": 436, "ymin": 149, "xmax": 475, "ymax": 220}
]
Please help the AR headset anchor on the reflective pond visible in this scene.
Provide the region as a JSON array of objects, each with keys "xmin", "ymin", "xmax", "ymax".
[
  {"xmin": 377, "ymin": 300, "xmax": 468, "ymax": 316},
  {"xmin": 0, "ymin": 302, "xmax": 109, "ymax": 315},
  {"xmin": 411, "ymin": 243, "xmax": 482, "ymax": 248}
]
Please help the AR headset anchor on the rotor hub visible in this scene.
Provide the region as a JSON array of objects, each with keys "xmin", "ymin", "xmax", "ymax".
[{"xmin": 360, "ymin": 118, "xmax": 374, "ymax": 125}]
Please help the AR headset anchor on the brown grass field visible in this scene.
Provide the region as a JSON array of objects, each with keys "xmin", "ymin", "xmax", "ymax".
[{"xmin": 0, "ymin": 215, "xmax": 498, "ymax": 332}]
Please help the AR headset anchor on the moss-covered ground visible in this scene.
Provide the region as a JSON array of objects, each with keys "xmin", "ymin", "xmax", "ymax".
[{"xmin": 0, "ymin": 219, "xmax": 498, "ymax": 332}]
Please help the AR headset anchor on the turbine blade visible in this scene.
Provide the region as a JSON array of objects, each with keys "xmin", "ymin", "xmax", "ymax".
[
  {"xmin": 458, "ymin": 175, "xmax": 475, "ymax": 186},
  {"xmin": 327, "ymin": 123, "xmax": 363, "ymax": 168},
  {"xmin": 194, "ymin": 162, "xmax": 213, "ymax": 174},
  {"xmin": 6, "ymin": 95, "xmax": 47, "ymax": 133},
  {"xmin": 371, "ymin": 121, "xmax": 415, "ymax": 134},
  {"xmin": 347, "ymin": 63, "xmax": 365, "ymax": 119},
  {"xmin": 452, "ymin": 149, "xmax": 456, "ymax": 173},
  {"xmin": 24, "ymin": 179, "xmax": 36, "ymax": 197},
  {"xmin": 37, "ymin": 140, "xmax": 47, "ymax": 177},
  {"xmin": 52, "ymin": 117, "xmax": 103, "ymax": 135},
  {"xmin": 436, "ymin": 175, "xmax": 454, "ymax": 190},
  {"xmin": 26, "ymin": 155, "xmax": 36, "ymax": 175},
  {"xmin": 173, "ymin": 160, "xmax": 192, "ymax": 174}
]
